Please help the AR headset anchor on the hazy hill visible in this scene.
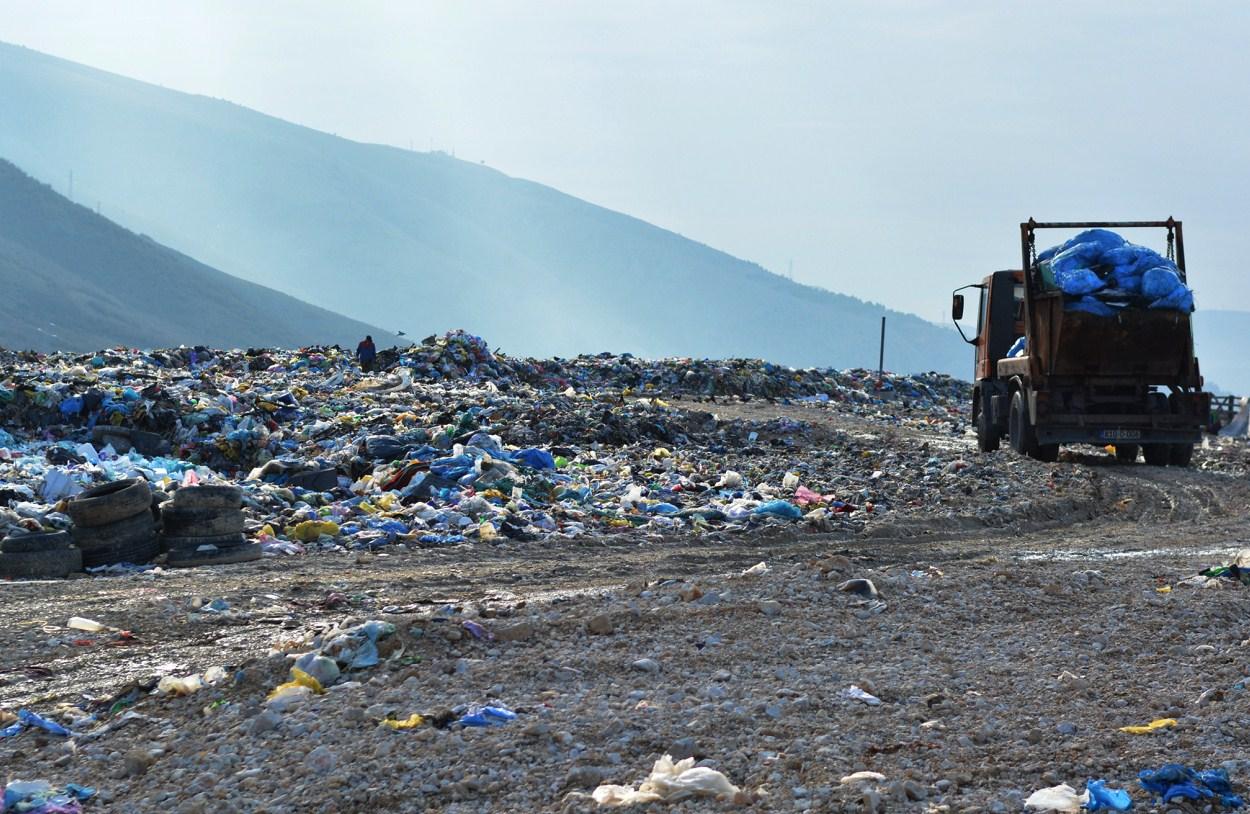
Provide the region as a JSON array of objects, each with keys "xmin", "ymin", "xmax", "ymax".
[
  {"xmin": 0, "ymin": 158, "xmax": 389, "ymax": 352},
  {"xmin": 1192, "ymin": 310, "xmax": 1250, "ymax": 396},
  {"xmin": 0, "ymin": 42, "xmax": 968, "ymax": 374}
]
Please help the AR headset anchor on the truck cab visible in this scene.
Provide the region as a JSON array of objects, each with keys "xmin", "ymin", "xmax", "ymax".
[{"xmin": 952, "ymin": 219, "xmax": 1210, "ymax": 466}]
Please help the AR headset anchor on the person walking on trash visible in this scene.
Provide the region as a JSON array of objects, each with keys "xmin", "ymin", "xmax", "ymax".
[{"xmin": 356, "ymin": 335, "xmax": 377, "ymax": 372}]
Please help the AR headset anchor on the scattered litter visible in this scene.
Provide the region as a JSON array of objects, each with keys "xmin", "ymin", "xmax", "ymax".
[
  {"xmin": 455, "ymin": 704, "xmax": 517, "ymax": 727},
  {"xmin": 1119, "ymin": 717, "xmax": 1176, "ymax": 734},
  {"xmin": 379, "ymin": 713, "xmax": 424, "ymax": 730},
  {"xmin": 1138, "ymin": 764, "xmax": 1243, "ymax": 808},
  {"xmin": 591, "ymin": 754, "xmax": 743, "ymax": 806},
  {"xmin": 840, "ymin": 685, "xmax": 881, "ymax": 706}
]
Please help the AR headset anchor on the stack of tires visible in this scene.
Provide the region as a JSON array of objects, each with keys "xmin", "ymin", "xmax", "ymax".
[
  {"xmin": 0, "ymin": 530, "xmax": 83, "ymax": 579},
  {"xmin": 161, "ymin": 484, "xmax": 260, "ymax": 567},
  {"xmin": 68, "ymin": 479, "xmax": 159, "ymax": 568}
]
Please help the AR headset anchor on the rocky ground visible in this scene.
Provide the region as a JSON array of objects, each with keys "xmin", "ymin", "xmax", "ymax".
[{"xmin": 2, "ymin": 392, "xmax": 1249, "ymax": 813}]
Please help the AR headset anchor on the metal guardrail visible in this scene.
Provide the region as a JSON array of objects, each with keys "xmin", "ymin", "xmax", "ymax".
[{"xmin": 1211, "ymin": 394, "xmax": 1244, "ymax": 424}]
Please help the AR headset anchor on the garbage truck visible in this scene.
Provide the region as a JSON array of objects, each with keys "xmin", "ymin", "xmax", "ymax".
[{"xmin": 950, "ymin": 219, "xmax": 1210, "ymax": 465}]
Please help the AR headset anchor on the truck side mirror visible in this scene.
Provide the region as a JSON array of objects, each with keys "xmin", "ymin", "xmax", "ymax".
[{"xmin": 951, "ymin": 294, "xmax": 965, "ymax": 321}]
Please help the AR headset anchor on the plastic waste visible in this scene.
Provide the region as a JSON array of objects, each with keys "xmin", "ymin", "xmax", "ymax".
[
  {"xmin": 379, "ymin": 713, "xmax": 424, "ymax": 730},
  {"xmin": 1024, "ymin": 783, "xmax": 1085, "ymax": 812},
  {"xmin": 840, "ymin": 685, "xmax": 881, "ymax": 705},
  {"xmin": 592, "ymin": 754, "xmax": 742, "ymax": 806},
  {"xmin": 1007, "ymin": 336, "xmax": 1027, "ymax": 357},
  {"xmin": 740, "ymin": 561, "xmax": 769, "ymax": 577},
  {"xmin": 267, "ymin": 667, "xmax": 325, "ymax": 701},
  {"xmin": 1138, "ymin": 764, "xmax": 1243, "ymax": 808},
  {"xmin": 1085, "ymin": 779, "xmax": 1132, "ymax": 812},
  {"xmin": 456, "ymin": 704, "xmax": 517, "ymax": 727},
  {"xmin": 66, "ymin": 616, "xmax": 109, "ymax": 633},
  {"xmin": 1119, "ymin": 717, "xmax": 1176, "ymax": 734},
  {"xmin": 293, "ymin": 653, "xmax": 341, "ymax": 687},
  {"xmin": 158, "ymin": 674, "xmax": 204, "ymax": 696},
  {"xmin": 752, "ymin": 499, "xmax": 802, "ymax": 519}
]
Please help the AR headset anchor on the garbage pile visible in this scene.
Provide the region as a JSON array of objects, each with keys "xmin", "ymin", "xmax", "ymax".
[
  {"xmin": 1038, "ymin": 228, "xmax": 1195, "ymax": 316},
  {"xmin": 2, "ymin": 332, "xmax": 1089, "ymax": 579}
]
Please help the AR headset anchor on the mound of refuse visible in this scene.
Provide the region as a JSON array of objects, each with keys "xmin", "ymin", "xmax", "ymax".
[
  {"xmin": 0, "ymin": 332, "xmax": 1010, "ymax": 575},
  {"xmin": 1037, "ymin": 229, "xmax": 1195, "ymax": 316}
]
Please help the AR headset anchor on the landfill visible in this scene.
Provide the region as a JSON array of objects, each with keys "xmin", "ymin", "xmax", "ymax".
[
  {"xmin": 0, "ymin": 332, "xmax": 1019, "ymax": 564},
  {"xmin": 2, "ymin": 333, "xmax": 1250, "ymax": 812}
]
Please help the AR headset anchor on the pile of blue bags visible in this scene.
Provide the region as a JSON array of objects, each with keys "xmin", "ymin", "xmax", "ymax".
[{"xmin": 1037, "ymin": 229, "xmax": 1195, "ymax": 316}]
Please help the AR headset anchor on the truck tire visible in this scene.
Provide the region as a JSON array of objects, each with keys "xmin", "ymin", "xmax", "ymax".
[
  {"xmin": 1169, "ymin": 443, "xmax": 1194, "ymax": 468},
  {"xmin": 1143, "ymin": 444, "xmax": 1170, "ymax": 466},
  {"xmin": 1008, "ymin": 391, "xmax": 1038, "ymax": 457},
  {"xmin": 66, "ymin": 479, "xmax": 152, "ymax": 527},
  {"xmin": 975, "ymin": 403, "xmax": 1000, "ymax": 452},
  {"xmin": 1032, "ymin": 443, "xmax": 1059, "ymax": 463},
  {"xmin": 1114, "ymin": 444, "xmax": 1140, "ymax": 463}
]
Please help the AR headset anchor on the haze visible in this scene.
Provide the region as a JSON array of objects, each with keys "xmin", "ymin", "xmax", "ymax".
[{"xmin": 3, "ymin": 0, "xmax": 1248, "ymax": 320}]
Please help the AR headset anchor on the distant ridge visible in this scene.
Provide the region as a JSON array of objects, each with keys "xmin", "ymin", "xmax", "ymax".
[
  {"xmin": 0, "ymin": 158, "xmax": 391, "ymax": 352},
  {"xmin": 0, "ymin": 41, "xmax": 967, "ymax": 374}
]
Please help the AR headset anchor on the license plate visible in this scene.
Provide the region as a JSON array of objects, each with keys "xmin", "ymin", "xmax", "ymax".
[{"xmin": 1101, "ymin": 429, "xmax": 1142, "ymax": 441}]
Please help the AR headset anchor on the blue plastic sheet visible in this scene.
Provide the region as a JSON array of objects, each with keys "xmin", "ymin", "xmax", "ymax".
[
  {"xmin": 1040, "ymin": 230, "xmax": 1195, "ymax": 315},
  {"xmin": 1138, "ymin": 764, "xmax": 1243, "ymax": 808},
  {"xmin": 1085, "ymin": 779, "xmax": 1132, "ymax": 812},
  {"xmin": 513, "ymin": 448, "xmax": 556, "ymax": 470},
  {"xmin": 753, "ymin": 499, "xmax": 803, "ymax": 519},
  {"xmin": 457, "ymin": 704, "xmax": 517, "ymax": 727}
]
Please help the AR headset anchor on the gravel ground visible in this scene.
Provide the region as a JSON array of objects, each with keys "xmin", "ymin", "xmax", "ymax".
[{"xmin": 3, "ymin": 401, "xmax": 1250, "ymax": 813}]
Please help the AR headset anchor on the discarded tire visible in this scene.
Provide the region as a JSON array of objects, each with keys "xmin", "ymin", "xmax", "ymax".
[
  {"xmin": 162, "ymin": 532, "xmax": 248, "ymax": 555},
  {"xmin": 66, "ymin": 479, "xmax": 152, "ymax": 527},
  {"xmin": 167, "ymin": 541, "xmax": 262, "ymax": 568},
  {"xmin": 171, "ymin": 484, "xmax": 242, "ymax": 510},
  {"xmin": 71, "ymin": 510, "xmax": 156, "ymax": 549},
  {"xmin": 160, "ymin": 505, "xmax": 245, "ymax": 537},
  {"xmin": 1, "ymin": 530, "xmax": 74, "ymax": 554},
  {"xmin": 0, "ymin": 547, "xmax": 83, "ymax": 579},
  {"xmin": 80, "ymin": 535, "xmax": 160, "ymax": 569}
]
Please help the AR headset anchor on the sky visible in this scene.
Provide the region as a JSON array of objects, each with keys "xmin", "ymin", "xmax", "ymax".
[{"xmin": 2, "ymin": 0, "xmax": 1249, "ymax": 321}]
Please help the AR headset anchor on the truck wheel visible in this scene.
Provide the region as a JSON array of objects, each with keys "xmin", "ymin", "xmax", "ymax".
[
  {"xmin": 975, "ymin": 404, "xmax": 1000, "ymax": 452},
  {"xmin": 1008, "ymin": 391, "xmax": 1037, "ymax": 456},
  {"xmin": 1142, "ymin": 445, "xmax": 1170, "ymax": 466},
  {"xmin": 1114, "ymin": 444, "xmax": 1140, "ymax": 463},
  {"xmin": 1168, "ymin": 443, "xmax": 1194, "ymax": 468},
  {"xmin": 1032, "ymin": 443, "xmax": 1059, "ymax": 463}
]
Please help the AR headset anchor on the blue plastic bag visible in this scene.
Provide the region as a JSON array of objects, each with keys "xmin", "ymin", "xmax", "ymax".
[
  {"xmin": 1037, "ymin": 229, "xmax": 1124, "ymax": 263},
  {"xmin": 1066, "ymin": 296, "xmax": 1117, "ymax": 317},
  {"xmin": 513, "ymin": 448, "xmax": 556, "ymax": 470},
  {"xmin": 1149, "ymin": 286, "xmax": 1194, "ymax": 312},
  {"xmin": 1085, "ymin": 779, "xmax": 1132, "ymax": 811},
  {"xmin": 753, "ymin": 500, "xmax": 802, "ymax": 519},
  {"xmin": 458, "ymin": 705, "xmax": 517, "ymax": 727},
  {"xmin": 1141, "ymin": 267, "xmax": 1182, "ymax": 299}
]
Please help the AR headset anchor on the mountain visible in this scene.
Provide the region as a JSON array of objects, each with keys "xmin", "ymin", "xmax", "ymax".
[
  {"xmin": 0, "ymin": 42, "xmax": 968, "ymax": 374},
  {"xmin": 1192, "ymin": 310, "xmax": 1250, "ymax": 396},
  {"xmin": 0, "ymin": 158, "xmax": 389, "ymax": 352}
]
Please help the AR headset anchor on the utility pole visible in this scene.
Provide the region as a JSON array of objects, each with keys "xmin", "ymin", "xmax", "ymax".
[{"xmin": 877, "ymin": 316, "xmax": 886, "ymax": 386}]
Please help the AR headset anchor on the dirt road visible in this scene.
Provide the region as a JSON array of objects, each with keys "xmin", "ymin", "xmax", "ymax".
[{"xmin": 2, "ymin": 401, "xmax": 1248, "ymax": 812}]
